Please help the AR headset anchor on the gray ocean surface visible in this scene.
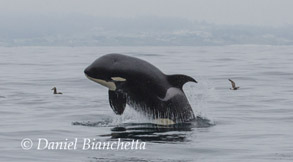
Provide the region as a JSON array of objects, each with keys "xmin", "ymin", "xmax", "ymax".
[{"xmin": 0, "ymin": 46, "xmax": 292, "ymax": 162}]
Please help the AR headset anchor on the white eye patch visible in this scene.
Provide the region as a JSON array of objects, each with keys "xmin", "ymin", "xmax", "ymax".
[{"xmin": 111, "ymin": 77, "xmax": 127, "ymax": 81}]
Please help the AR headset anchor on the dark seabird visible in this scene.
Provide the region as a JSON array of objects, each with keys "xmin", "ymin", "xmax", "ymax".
[
  {"xmin": 51, "ymin": 87, "xmax": 63, "ymax": 94},
  {"xmin": 228, "ymin": 79, "xmax": 239, "ymax": 90}
]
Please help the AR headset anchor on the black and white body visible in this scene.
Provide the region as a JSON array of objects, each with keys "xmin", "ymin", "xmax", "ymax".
[
  {"xmin": 84, "ymin": 54, "xmax": 197, "ymax": 124},
  {"xmin": 51, "ymin": 87, "xmax": 63, "ymax": 94},
  {"xmin": 228, "ymin": 79, "xmax": 239, "ymax": 90}
]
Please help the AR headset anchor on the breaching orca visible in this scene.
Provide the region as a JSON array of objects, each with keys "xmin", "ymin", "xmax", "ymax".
[{"xmin": 84, "ymin": 54, "xmax": 197, "ymax": 124}]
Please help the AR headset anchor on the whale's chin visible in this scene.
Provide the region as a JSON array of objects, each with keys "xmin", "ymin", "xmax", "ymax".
[{"xmin": 85, "ymin": 74, "xmax": 116, "ymax": 91}]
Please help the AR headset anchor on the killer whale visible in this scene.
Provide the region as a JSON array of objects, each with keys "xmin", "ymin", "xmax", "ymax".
[{"xmin": 84, "ymin": 54, "xmax": 197, "ymax": 124}]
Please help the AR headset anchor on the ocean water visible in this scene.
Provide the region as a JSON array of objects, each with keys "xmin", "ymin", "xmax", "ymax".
[{"xmin": 0, "ymin": 46, "xmax": 293, "ymax": 162}]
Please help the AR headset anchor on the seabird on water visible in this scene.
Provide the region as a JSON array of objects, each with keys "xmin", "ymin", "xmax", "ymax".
[{"xmin": 51, "ymin": 87, "xmax": 63, "ymax": 94}]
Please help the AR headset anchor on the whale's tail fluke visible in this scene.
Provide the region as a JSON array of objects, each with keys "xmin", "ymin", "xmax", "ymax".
[{"xmin": 167, "ymin": 74, "xmax": 197, "ymax": 89}]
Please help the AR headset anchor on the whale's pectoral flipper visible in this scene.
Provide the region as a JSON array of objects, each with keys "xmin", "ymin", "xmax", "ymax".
[
  {"xmin": 108, "ymin": 90, "xmax": 126, "ymax": 115},
  {"xmin": 167, "ymin": 74, "xmax": 197, "ymax": 89}
]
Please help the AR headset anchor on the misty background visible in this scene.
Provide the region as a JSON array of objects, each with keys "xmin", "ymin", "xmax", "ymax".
[{"xmin": 1, "ymin": 0, "xmax": 293, "ymax": 46}]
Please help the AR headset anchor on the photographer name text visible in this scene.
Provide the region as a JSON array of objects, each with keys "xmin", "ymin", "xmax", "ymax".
[{"xmin": 21, "ymin": 138, "xmax": 146, "ymax": 150}]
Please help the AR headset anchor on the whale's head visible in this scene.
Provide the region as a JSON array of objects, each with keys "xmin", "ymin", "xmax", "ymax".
[{"xmin": 84, "ymin": 54, "xmax": 128, "ymax": 91}]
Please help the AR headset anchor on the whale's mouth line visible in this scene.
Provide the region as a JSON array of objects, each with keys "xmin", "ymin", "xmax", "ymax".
[{"xmin": 85, "ymin": 74, "xmax": 117, "ymax": 91}]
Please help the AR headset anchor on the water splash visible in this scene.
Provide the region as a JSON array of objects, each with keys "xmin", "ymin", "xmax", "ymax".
[
  {"xmin": 184, "ymin": 76, "xmax": 216, "ymax": 123},
  {"xmin": 72, "ymin": 83, "xmax": 214, "ymax": 142}
]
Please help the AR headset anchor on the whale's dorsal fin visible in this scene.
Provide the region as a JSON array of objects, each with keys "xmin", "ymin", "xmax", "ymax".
[
  {"xmin": 167, "ymin": 74, "xmax": 197, "ymax": 89},
  {"xmin": 108, "ymin": 90, "xmax": 126, "ymax": 115}
]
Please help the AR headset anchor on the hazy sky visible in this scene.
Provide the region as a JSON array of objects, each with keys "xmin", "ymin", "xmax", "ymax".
[{"xmin": 1, "ymin": 0, "xmax": 293, "ymax": 26}]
